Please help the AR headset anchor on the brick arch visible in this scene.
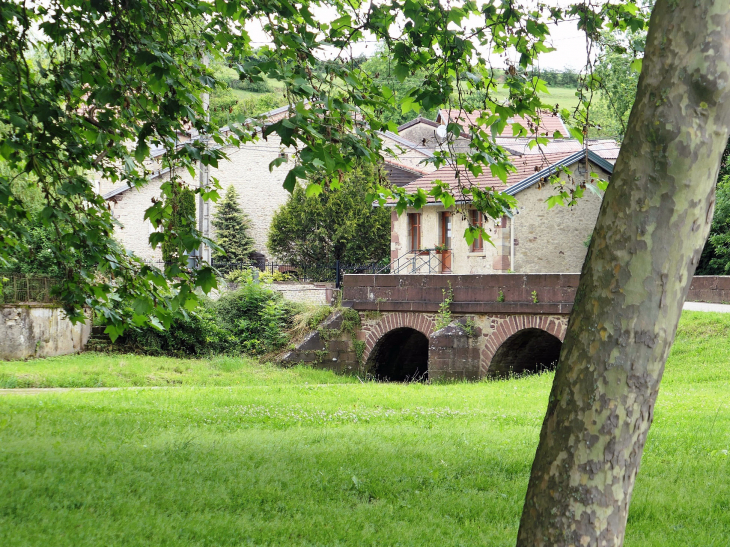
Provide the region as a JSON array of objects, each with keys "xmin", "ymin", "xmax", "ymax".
[
  {"xmin": 479, "ymin": 315, "xmax": 566, "ymax": 377},
  {"xmin": 362, "ymin": 312, "xmax": 435, "ymax": 365}
]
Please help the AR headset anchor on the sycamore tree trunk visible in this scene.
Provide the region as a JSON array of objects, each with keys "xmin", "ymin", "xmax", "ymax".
[{"xmin": 516, "ymin": 0, "xmax": 730, "ymax": 545}]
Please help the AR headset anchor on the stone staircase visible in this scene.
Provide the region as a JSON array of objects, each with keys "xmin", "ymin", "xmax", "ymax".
[{"xmin": 85, "ymin": 326, "xmax": 114, "ymax": 352}]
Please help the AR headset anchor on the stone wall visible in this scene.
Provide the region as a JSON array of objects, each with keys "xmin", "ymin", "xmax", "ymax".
[
  {"xmin": 344, "ymin": 273, "xmax": 730, "ymax": 310},
  {"xmin": 1, "ymin": 305, "xmax": 91, "ymax": 360},
  {"xmin": 270, "ymin": 282, "xmax": 335, "ymax": 306},
  {"xmin": 281, "ymin": 273, "xmax": 730, "ymax": 379},
  {"xmin": 104, "ymin": 168, "xmax": 197, "ymax": 262},
  {"xmin": 280, "ymin": 311, "xmax": 359, "ymax": 374},
  {"xmin": 281, "ymin": 306, "xmax": 568, "ymax": 380},
  {"xmin": 390, "ymin": 207, "xmax": 502, "ymax": 273},
  {"xmin": 514, "ymin": 161, "xmax": 606, "ymax": 273},
  {"xmin": 687, "ymin": 277, "xmax": 730, "ymax": 303},
  {"xmin": 101, "ymin": 136, "xmax": 296, "ymax": 261}
]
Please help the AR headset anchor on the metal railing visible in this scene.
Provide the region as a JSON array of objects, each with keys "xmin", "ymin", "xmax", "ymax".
[
  {"xmin": 0, "ymin": 273, "xmax": 61, "ymax": 304},
  {"xmin": 378, "ymin": 249, "xmax": 450, "ymax": 274}
]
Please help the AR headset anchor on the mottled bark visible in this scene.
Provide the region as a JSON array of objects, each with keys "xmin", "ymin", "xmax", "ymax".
[{"xmin": 517, "ymin": 1, "xmax": 730, "ymax": 545}]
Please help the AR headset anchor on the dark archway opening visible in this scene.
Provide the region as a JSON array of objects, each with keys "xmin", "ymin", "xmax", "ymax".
[
  {"xmin": 366, "ymin": 327, "xmax": 429, "ymax": 381},
  {"xmin": 488, "ymin": 328, "xmax": 562, "ymax": 378}
]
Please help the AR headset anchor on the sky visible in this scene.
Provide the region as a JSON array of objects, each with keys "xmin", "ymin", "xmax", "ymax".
[{"xmin": 243, "ymin": 2, "xmax": 595, "ymax": 71}]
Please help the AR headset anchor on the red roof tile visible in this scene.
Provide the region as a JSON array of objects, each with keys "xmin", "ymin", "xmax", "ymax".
[
  {"xmin": 436, "ymin": 108, "xmax": 568, "ymax": 138},
  {"xmin": 398, "ymin": 151, "xmax": 577, "ymax": 203}
]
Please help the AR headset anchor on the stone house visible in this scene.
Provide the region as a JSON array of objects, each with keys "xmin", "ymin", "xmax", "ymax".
[
  {"xmin": 99, "ymin": 107, "xmax": 434, "ymax": 262},
  {"xmin": 387, "ymin": 149, "xmax": 613, "ymax": 274}
]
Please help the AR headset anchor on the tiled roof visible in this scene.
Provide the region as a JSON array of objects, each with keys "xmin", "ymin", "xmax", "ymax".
[
  {"xmin": 436, "ymin": 108, "xmax": 568, "ymax": 138},
  {"xmin": 396, "ymin": 149, "xmax": 613, "ymax": 204},
  {"xmin": 379, "ymin": 131, "xmax": 434, "ymax": 158},
  {"xmin": 397, "ymin": 116, "xmax": 441, "ymax": 131},
  {"xmin": 495, "ymin": 137, "xmax": 621, "ymax": 161},
  {"xmin": 384, "ymin": 160, "xmax": 430, "ymax": 175},
  {"xmin": 397, "ymin": 116, "xmax": 470, "ymax": 138},
  {"xmin": 258, "ymin": 104, "xmax": 295, "ymax": 124}
]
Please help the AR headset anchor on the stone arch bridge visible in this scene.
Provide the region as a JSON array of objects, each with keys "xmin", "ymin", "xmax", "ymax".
[{"xmin": 283, "ymin": 274, "xmax": 728, "ymax": 381}]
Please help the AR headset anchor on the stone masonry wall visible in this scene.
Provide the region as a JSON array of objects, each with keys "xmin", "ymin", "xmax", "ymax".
[
  {"xmin": 1, "ymin": 305, "xmax": 91, "ymax": 360},
  {"xmin": 280, "ymin": 311, "xmax": 359, "ymax": 375},
  {"xmin": 101, "ymin": 137, "xmax": 295, "ymax": 261},
  {"xmin": 281, "ymin": 307, "xmax": 569, "ymax": 380},
  {"xmin": 514, "ymin": 161, "xmax": 607, "ymax": 273},
  {"xmin": 270, "ymin": 282, "xmax": 335, "ymax": 306},
  {"xmin": 272, "ymin": 273, "xmax": 730, "ymax": 379}
]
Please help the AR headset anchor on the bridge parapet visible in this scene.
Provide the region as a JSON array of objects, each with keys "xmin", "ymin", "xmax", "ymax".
[
  {"xmin": 343, "ymin": 274, "xmax": 730, "ymax": 311},
  {"xmin": 343, "ymin": 273, "xmax": 580, "ymax": 313}
]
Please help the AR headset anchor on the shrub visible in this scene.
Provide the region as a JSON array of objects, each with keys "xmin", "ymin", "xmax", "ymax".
[
  {"xmin": 230, "ymin": 79, "xmax": 272, "ymax": 93},
  {"xmin": 215, "ymin": 282, "xmax": 297, "ymax": 354},
  {"xmin": 224, "ymin": 268, "xmax": 293, "ymax": 286},
  {"xmin": 124, "ymin": 301, "xmax": 235, "ymax": 357},
  {"xmin": 122, "ymin": 281, "xmax": 297, "ymax": 356}
]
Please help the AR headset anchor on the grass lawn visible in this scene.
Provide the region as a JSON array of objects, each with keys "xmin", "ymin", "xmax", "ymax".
[
  {"xmin": 1, "ymin": 311, "xmax": 730, "ymax": 546},
  {"xmin": 491, "ymin": 85, "xmax": 583, "ymax": 111},
  {"xmin": 0, "ymin": 353, "xmax": 357, "ymax": 389}
]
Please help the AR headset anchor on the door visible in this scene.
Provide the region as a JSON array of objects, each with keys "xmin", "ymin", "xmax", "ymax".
[{"xmin": 440, "ymin": 212, "xmax": 452, "ymax": 273}]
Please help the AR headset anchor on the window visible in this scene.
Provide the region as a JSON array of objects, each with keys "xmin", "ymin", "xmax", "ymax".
[
  {"xmin": 470, "ymin": 210, "xmax": 484, "ymax": 252},
  {"xmin": 440, "ymin": 212, "xmax": 452, "ymax": 249},
  {"xmin": 408, "ymin": 213, "xmax": 421, "ymax": 251}
]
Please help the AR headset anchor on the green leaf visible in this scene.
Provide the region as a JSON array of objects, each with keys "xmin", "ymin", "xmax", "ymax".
[
  {"xmin": 132, "ymin": 297, "xmax": 152, "ymax": 316},
  {"xmin": 546, "ymin": 195, "xmax": 564, "ymax": 209},
  {"xmin": 269, "ymin": 155, "xmax": 287, "ymax": 172},
  {"xmin": 305, "ymin": 183, "xmax": 322, "ymax": 197},
  {"xmin": 196, "ymin": 266, "xmax": 217, "ymax": 294},
  {"xmin": 134, "ymin": 141, "xmax": 149, "ymax": 163},
  {"xmin": 393, "ymin": 63, "xmax": 410, "ymax": 82},
  {"xmin": 439, "ymin": 193, "xmax": 456, "ymax": 209},
  {"xmin": 283, "ymin": 171, "xmax": 297, "ymax": 193},
  {"xmin": 568, "ymin": 127, "xmax": 585, "ymax": 145}
]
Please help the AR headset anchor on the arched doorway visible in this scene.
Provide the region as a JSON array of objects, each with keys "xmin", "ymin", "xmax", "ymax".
[
  {"xmin": 488, "ymin": 328, "xmax": 562, "ymax": 378},
  {"xmin": 366, "ymin": 327, "xmax": 429, "ymax": 381}
]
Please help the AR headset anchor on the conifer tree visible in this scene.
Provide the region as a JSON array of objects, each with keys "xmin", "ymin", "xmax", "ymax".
[
  {"xmin": 161, "ymin": 184, "xmax": 196, "ymax": 263},
  {"xmin": 212, "ymin": 185, "xmax": 256, "ymax": 263}
]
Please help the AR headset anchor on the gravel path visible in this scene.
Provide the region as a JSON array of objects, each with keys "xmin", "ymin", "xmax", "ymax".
[{"xmin": 683, "ymin": 301, "xmax": 730, "ymax": 313}]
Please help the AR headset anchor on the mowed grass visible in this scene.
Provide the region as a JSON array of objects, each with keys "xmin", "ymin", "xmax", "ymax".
[
  {"xmin": 492, "ymin": 85, "xmax": 583, "ymax": 111},
  {"xmin": 228, "ymin": 84, "xmax": 583, "ymax": 116},
  {"xmin": 0, "ymin": 353, "xmax": 357, "ymax": 389},
  {"xmin": 1, "ymin": 311, "xmax": 730, "ymax": 546}
]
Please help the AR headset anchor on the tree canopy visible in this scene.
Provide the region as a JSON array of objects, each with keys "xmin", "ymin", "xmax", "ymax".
[{"xmin": 268, "ymin": 163, "xmax": 390, "ymax": 265}]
